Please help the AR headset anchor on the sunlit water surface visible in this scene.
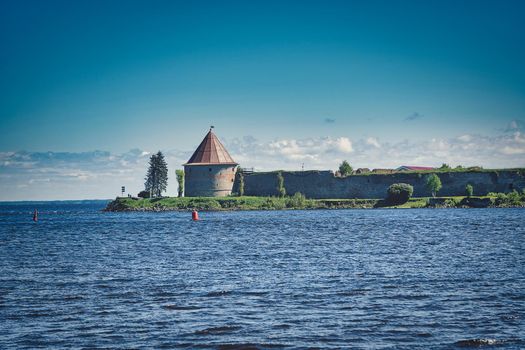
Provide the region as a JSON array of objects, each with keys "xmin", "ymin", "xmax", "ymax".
[{"xmin": 0, "ymin": 202, "xmax": 524, "ymax": 349}]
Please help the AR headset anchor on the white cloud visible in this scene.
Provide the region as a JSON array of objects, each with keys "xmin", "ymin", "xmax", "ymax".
[
  {"xmin": 227, "ymin": 136, "xmax": 355, "ymax": 170},
  {"xmin": 226, "ymin": 132, "xmax": 525, "ymax": 171},
  {"xmin": 458, "ymin": 134, "xmax": 472, "ymax": 142},
  {"xmin": 2, "ymin": 130, "xmax": 524, "ymax": 201},
  {"xmin": 334, "ymin": 137, "xmax": 353, "ymax": 153},
  {"xmin": 365, "ymin": 137, "xmax": 381, "ymax": 148},
  {"xmin": 514, "ymin": 132, "xmax": 525, "ymax": 144},
  {"xmin": 501, "ymin": 146, "xmax": 525, "ymax": 155},
  {"xmin": 0, "ymin": 149, "xmax": 191, "ymax": 201}
]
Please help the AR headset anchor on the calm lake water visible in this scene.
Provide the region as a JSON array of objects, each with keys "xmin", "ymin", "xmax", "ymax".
[{"xmin": 0, "ymin": 202, "xmax": 524, "ymax": 349}]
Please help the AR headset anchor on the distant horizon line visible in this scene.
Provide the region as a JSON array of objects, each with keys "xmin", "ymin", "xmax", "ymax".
[{"xmin": 0, "ymin": 199, "xmax": 112, "ymax": 204}]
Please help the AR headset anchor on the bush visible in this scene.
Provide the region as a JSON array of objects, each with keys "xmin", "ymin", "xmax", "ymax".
[
  {"xmin": 137, "ymin": 190, "xmax": 150, "ymax": 198},
  {"xmin": 286, "ymin": 192, "xmax": 307, "ymax": 208},
  {"xmin": 261, "ymin": 197, "xmax": 286, "ymax": 210},
  {"xmin": 465, "ymin": 184, "xmax": 473, "ymax": 197},
  {"xmin": 386, "ymin": 183, "xmax": 414, "ymax": 205},
  {"xmin": 492, "ymin": 190, "xmax": 524, "ymax": 207},
  {"xmin": 444, "ymin": 198, "xmax": 460, "ymax": 207},
  {"xmin": 507, "ymin": 190, "xmax": 522, "ymax": 206}
]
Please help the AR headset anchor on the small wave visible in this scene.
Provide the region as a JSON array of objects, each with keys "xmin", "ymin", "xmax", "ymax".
[
  {"xmin": 205, "ymin": 290, "xmax": 232, "ymax": 297},
  {"xmin": 417, "ymin": 332, "xmax": 433, "ymax": 338},
  {"xmin": 162, "ymin": 304, "xmax": 201, "ymax": 311},
  {"xmin": 24, "ymin": 311, "xmax": 53, "ymax": 318},
  {"xmin": 152, "ymin": 291, "xmax": 178, "ymax": 298},
  {"xmin": 391, "ymin": 293, "xmax": 430, "ymax": 300},
  {"xmin": 454, "ymin": 338, "xmax": 519, "ymax": 347},
  {"xmin": 185, "ymin": 343, "xmax": 289, "ymax": 350},
  {"xmin": 194, "ymin": 325, "xmax": 241, "ymax": 335},
  {"xmin": 272, "ymin": 324, "xmax": 291, "ymax": 329},
  {"xmin": 242, "ymin": 290, "xmax": 269, "ymax": 296},
  {"xmin": 500, "ymin": 314, "xmax": 520, "ymax": 321},
  {"xmin": 95, "ymin": 284, "xmax": 113, "ymax": 289},
  {"xmin": 382, "ymin": 285, "xmax": 398, "ymax": 289},
  {"xmin": 338, "ymin": 288, "xmax": 370, "ymax": 296},
  {"xmin": 215, "ymin": 343, "xmax": 286, "ymax": 350}
]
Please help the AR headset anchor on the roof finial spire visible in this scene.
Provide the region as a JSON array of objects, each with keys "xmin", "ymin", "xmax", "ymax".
[{"xmin": 210, "ymin": 125, "xmax": 215, "ymax": 132}]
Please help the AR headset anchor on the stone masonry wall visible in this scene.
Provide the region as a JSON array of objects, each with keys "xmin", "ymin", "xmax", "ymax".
[
  {"xmin": 234, "ymin": 170, "xmax": 525, "ymax": 199},
  {"xmin": 185, "ymin": 164, "xmax": 237, "ymax": 197}
]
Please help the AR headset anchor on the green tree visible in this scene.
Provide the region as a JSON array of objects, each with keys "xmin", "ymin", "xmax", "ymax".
[
  {"xmin": 277, "ymin": 171, "xmax": 286, "ymax": 197},
  {"xmin": 465, "ymin": 184, "xmax": 473, "ymax": 197},
  {"xmin": 145, "ymin": 151, "xmax": 168, "ymax": 198},
  {"xmin": 338, "ymin": 160, "xmax": 353, "ymax": 177},
  {"xmin": 426, "ymin": 173, "xmax": 442, "ymax": 197},
  {"xmin": 175, "ymin": 169, "xmax": 184, "ymax": 197},
  {"xmin": 440, "ymin": 163, "xmax": 451, "ymax": 170},
  {"xmin": 238, "ymin": 171, "xmax": 245, "ymax": 196}
]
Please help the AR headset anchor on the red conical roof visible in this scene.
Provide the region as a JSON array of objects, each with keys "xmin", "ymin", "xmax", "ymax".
[{"xmin": 185, "ymin": 129, "xmax": 237, "ymax": 165}]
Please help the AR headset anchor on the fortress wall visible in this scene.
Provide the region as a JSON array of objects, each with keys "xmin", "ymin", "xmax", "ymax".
[
  {"xmin": 239, "ymin": 170, "xmax": 525, "ymax": 199},
  {"xmin": 185, "ymin": 164, "xmax": 237, "ymax": 197}
]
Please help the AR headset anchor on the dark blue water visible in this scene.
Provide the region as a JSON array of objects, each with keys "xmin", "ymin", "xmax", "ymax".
[{"xmin": 0, "ymin": 202, "xmax": 524, "ymax": 349}]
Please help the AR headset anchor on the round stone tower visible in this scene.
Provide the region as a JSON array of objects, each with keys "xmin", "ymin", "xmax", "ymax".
[{"xmin": 183, "ymin": 128, "xmax": 238, "ymax": 197}]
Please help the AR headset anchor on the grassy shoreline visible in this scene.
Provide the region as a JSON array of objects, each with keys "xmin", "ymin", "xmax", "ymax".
[{"xmin": 104, "ymin": 194, "xmax": 525, "ymax": 212}]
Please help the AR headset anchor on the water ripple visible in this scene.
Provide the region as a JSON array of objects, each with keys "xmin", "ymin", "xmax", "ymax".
[{"xmin": 0, "ymin": 203, "xmax": 524, "ymax": 348}]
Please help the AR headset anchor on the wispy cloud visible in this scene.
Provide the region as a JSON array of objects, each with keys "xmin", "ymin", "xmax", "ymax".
[
  {"xmin": 226, "ymin": 131, "xmax": 525, "ymax": 171},
  {"xmin": 503, "ymin": 119, "xmax": 524, "ymax": 132},
  {"xmin": 0, "ymin": 149, "xmax": 191, "ymax": 200},
  {"xmin": 405, "ymin": 112, "xmax": 424, "ymax": 121},
  {"xmin": 365, "ymin": 137, "xmax": 381, "ymax": 148},
  {"xmin": 2, "ymin": 129, "xmax": 524, "ymax": 201},
  {"xmin": 324, "ymin": 118, "xmax": 336, "ymax": 123}
]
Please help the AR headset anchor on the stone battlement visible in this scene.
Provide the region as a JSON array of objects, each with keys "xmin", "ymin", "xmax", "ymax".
[{"xmin": 234, "ymin": 170, "xmax": 525, "ymax": 199}]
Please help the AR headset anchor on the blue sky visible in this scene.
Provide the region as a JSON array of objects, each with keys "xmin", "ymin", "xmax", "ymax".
[{"xmin": 1, "ymin": 0, "xmax": 524, "ymax": 200}]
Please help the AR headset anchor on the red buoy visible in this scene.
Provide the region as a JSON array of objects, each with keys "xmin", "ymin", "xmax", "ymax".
[
  {"xmin": 192, "ymin": 210, "xmax": 199, "ymax": 221},
  {"xmin": 33, "ymin": 209, "xmax": 38, "ymax": 222}
]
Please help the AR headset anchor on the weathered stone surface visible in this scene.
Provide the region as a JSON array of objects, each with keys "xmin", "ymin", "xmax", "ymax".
[
  {"xmin": 460, "ymin": 197, "xmax": 493, "ymax": 208},
  {"xmin": 236, "ymin": 170, "xmax": 525, "ymax": 199},
  {"xmin": 184, "ymin": 164, "xmax": 237, "ymax": 197}
]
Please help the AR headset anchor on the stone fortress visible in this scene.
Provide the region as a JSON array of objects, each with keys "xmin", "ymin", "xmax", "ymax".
[
  {"xmin": 183, "ymin": 128, "xmax": 238, "ymax": 197},
  {"xmin": 184, "ymin": 129, "xmax": 525, "ymax": 198}
]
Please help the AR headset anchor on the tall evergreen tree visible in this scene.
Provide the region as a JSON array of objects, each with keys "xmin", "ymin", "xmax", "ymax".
[{"xmin": 145, "ymin": 151, "xmax": 168, "ymax": 197}]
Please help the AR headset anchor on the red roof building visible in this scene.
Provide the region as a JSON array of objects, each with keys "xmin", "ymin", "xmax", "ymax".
[
  {"xmin": 185, "ymin": 129, "xmax": 237, "ymax": 165},
  {"xmin": 396, "ymin": 165, "xmax": 435, "ymax": 171},
  {"xmin": 183, "ymin": 128, "xmax": 238, "ymax": 197}
]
